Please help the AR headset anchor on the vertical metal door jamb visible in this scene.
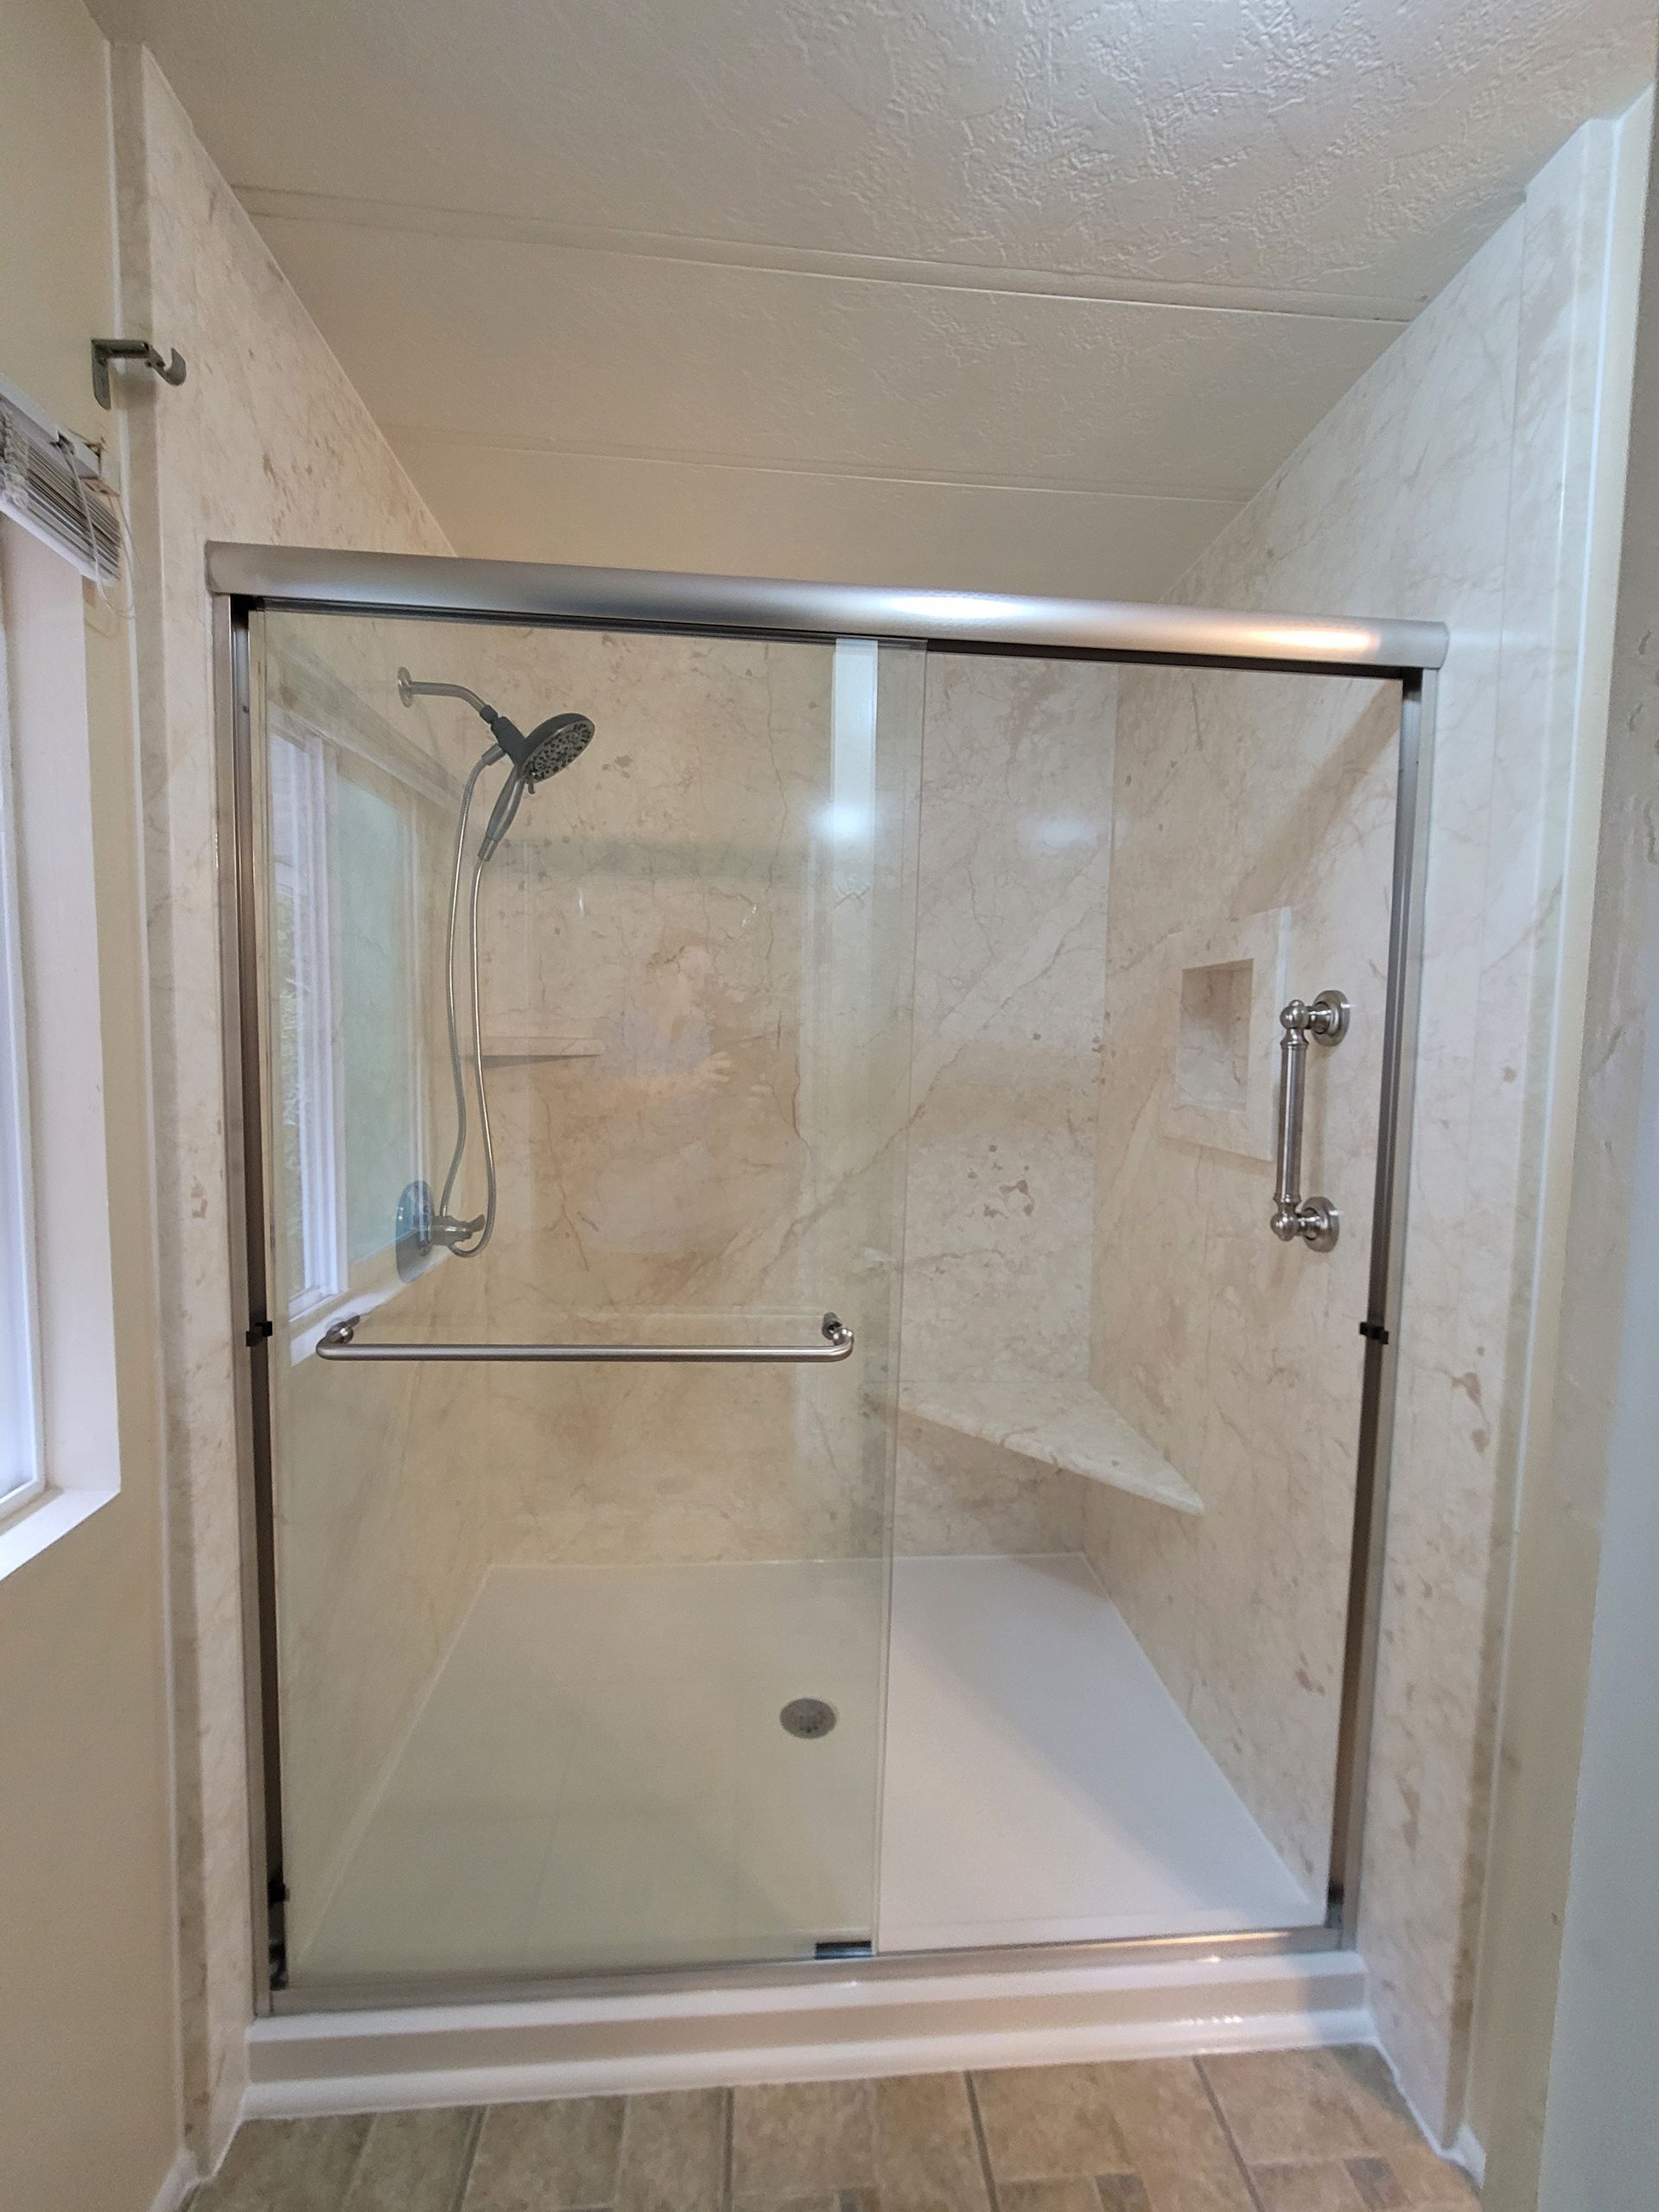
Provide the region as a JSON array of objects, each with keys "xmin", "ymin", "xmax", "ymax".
[
  {"xmin": 215, "ymin": 595, "xmax": 287, "ymax": 2004},
  {"xmin": 1329, "ymin": 667, "xmax": 1436, "ymax": 1942}
]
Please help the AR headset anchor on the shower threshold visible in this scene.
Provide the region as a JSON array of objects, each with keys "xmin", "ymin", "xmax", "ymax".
[{"xmin": 289, "ymin": 1554, "xmax": 1323, "ymax": 1991}]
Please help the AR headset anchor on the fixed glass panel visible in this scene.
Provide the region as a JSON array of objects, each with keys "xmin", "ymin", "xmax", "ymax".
[
  {"xmin": 256, "ymin": 611, "xmax": 919, "ymax": 1990},
  {"xmin": 881, "ymin": 653, "xmax": 1396, "ymax": 1948}
]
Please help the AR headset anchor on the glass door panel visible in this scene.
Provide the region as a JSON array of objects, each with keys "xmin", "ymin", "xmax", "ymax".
[{"xmin": 255, "ymin": 610, "xmax": 920, "ymax": 1990}]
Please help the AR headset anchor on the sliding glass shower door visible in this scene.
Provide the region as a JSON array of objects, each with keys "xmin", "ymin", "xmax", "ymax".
[{"xmin": 251, "ymin": 608, "xmax": 921, "ymax": 1992}]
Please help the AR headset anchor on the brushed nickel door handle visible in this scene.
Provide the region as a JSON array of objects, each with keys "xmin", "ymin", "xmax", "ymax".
[{"xmin": 1271, "ymin": 989, "xmax": 1349, "ymax": 1250}]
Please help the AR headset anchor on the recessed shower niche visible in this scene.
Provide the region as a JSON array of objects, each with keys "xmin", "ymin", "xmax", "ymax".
[
  {"xmin": 1161, "ymin": 906, "xmax": 1290, "ymax": 1161},
  {"xmin": 1179, "ymin": 962, "xmax": 1250, "ymax": 1113}
]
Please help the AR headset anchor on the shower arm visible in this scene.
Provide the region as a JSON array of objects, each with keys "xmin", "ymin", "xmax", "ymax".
[{"xmin": 399, "ymin": 671, "xmax": 498, "ymax": 722}]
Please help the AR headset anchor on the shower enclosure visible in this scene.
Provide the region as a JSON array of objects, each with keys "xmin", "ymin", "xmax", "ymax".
[{"xmin": 213, "ymin": 548, "xmax": 1442, "ymax": 2008}]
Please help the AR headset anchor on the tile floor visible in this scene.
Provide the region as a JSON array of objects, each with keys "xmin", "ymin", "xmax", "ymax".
[
  {"xmin": 296, "ymin": 1554, "xmax": 1318, "ymax": 1988},
  {"xmin": 185, "ymin": 2046, "xmax": 1480, "ymax": 2209}
]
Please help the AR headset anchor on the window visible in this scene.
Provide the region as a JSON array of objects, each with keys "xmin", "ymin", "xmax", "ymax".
[
  {"xmin": 0, "ymin": 510, "xmax": 125, "ymax": 1573},
  {"xmin": 0, "ymin": 543, "xmax": 43, "ymax": 1519},
  {"xmin": 270, "ymin": 725, "xmax": 342, "ymax": 1321},
  {"xmin": 268, "ymin": 709, "xmax": 427, "ymax": 1340},
  {"xmin": 334, "ymin": 767, "xmax": 423, "ymax": 1271}
]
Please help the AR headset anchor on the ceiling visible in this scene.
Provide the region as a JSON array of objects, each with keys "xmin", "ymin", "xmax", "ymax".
[{"xmin": 94, "ymin": 0, "xmax": 1655, "ymax": 597}]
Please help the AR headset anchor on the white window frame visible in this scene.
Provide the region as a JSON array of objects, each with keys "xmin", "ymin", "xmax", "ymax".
[
  {"xmin": 268, "ymin": 707, "xmax": 429, "ymax": 1356},
  {"xmin": 0, "ymin": 543, "xmax": 45, "ymax": 1522},
  {"xmin": 327, "ymin": 744, "xmax": 427, "ymax": 1301},
  {"xmin": 0, "ymin": 514, "xmax": 124, "ymax": 1578},
  {"xmin": 269, "ymin": 718, "xmax": 345, "ymax": 1326}
]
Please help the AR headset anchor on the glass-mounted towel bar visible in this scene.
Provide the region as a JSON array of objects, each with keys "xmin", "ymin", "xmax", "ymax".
[{"xmin": 315, "ymin": 1312, "xmax": 856, "ymax": 1363}]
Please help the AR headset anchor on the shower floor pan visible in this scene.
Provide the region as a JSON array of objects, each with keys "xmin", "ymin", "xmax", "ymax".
[{"xmin": 293, "ymin": 1553, "xmax": 1320, "ymax": 1988}]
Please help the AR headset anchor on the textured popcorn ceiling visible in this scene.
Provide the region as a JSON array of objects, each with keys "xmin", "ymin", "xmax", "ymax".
[{"xmin": 93, "ymin": 0, "xmax": 1655, "ymax": 591}]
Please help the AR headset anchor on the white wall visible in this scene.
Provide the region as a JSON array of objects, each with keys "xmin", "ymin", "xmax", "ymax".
[{"xmin": 0, "ymin": 2, "xmax": 181, "ymax": 2207}]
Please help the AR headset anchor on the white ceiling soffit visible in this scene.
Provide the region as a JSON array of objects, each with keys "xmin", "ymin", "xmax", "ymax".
[{"xmin": 94, "ymin": 0, "xmax": 1656, "ymax": 594}]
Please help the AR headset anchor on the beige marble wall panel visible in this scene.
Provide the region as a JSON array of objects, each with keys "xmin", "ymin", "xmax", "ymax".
[
  {"xmin": 1473, "ymin": 102, "xmax": 1659, "ymax": 2196},
  {"xmin": 896, "ymin": 654, "xmax": 1115, "ymax": 1553},
  {"xmin": 1363, "ymin": 111, "xmax": 1646, "ymax": 2147},
  {"xmin": 893, "ymin": 1410, "xmax": 1083, "ymax": 1555},
  {"xmin": 111, "ymin": 49, "xmax": 453, "ymax": 2158},
  {"xmin": 1084, "ymin": 111, "xmax": 1643, "ymax": 2140}
]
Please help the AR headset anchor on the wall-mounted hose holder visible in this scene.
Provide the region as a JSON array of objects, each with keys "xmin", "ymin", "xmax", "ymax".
[{"xmin": 91, "ymin": 338, "xmax": 188, "ymax": 410}]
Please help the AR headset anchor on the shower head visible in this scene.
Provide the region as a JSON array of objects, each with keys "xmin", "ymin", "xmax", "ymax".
[
  {"xmin": 475, "ymin": 714, "xmax": 594, "ymax": 863},
  {"xmin": 518, "ymin": 711, "xmax": 597, "ymax": 786},
  {"xmin": 398, "ymin": 671, "xmax": 597, "ymax": 861}
]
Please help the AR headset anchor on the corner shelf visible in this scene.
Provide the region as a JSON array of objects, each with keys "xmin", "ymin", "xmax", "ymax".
[
  {"xmin": 902, "ymin": 1357, "xmax": 1203, "ymax": 1516},
  {"xmin": 479, "ymin": 1036, "xmax": 605, "ymax": 1066}
]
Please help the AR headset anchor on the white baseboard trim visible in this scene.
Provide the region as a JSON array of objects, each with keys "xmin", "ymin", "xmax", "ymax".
[
  {"xmin": 1453, "ymin": 2123, "xmax": 1486, "ymax": 2185},
  {"xmin": 1362, "ymin": 2034, "xmax": 1485, "ymax": 2180},
  {"xmin": 147, "ymin": 2148, "xmax": 198, "ymax": 2212},
  {"xmin": 245, "ymin": 1948, "xmax": 1370, "ymax": 2118}
]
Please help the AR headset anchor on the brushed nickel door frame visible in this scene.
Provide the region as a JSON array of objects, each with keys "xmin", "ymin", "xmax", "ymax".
[{"xmin": 211, "ymin": 547, "xmax": 1442, "ymax": 2012}]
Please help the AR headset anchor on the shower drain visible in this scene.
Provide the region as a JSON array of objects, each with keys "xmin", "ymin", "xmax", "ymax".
[{"xmin": 779, "ymin": 1697, "xmax": 838, "ymax": 1740}]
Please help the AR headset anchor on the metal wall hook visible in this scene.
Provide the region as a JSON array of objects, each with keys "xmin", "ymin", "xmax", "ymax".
[{"xmin": 92, "ymin": 338, "xmax": 188, "ymax": 410}]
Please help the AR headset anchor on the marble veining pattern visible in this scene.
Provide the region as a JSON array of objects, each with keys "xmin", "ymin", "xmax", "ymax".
[
  {"xmin": 1084, "ymin": 111, "xmax": 1643, "ymax": 2139},
  {"xmin": 898, "ymin": 656, "xmax": 1199, "ymax": 1548}
]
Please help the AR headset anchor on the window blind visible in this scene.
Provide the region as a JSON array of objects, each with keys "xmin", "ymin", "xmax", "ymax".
[{"xmin": 0, "ymin": 392, "xmax": 122, "ymax": 588}]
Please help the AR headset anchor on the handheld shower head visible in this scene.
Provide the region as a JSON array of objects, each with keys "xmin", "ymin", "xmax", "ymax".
[
  {"xmin": 519, "ymin": 711, "xmax": 597, "ymax": 785},
  {"xmin": 477, "ymin": 773, "xmax": 526, "ymax": 865},
  {"xmin": 399, "ymin": 673, "xmax": 596, "ymax": 859},
  {"xmin": 476, "ymin": 712, "xmax": 596, "ymax": 861},
  {"xmin": 399, "ymin": 672, "xmax": 593, "ymax": 777},
  {"xmin": 394, "ymin": 672, "xmax": 597, "ymax": 1263}
]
